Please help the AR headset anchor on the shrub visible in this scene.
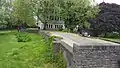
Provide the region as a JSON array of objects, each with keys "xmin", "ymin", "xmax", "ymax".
[
  {"xmin": 58, "ymin": 28, "xmax": 63, "ymax": 31},
  {"xmin": 62, "ymin": 28, "xmax": 70, "ymax": 33},
  {"xmin": 15, "ymin": 32, "xmax": 31, "ymax": 42}
]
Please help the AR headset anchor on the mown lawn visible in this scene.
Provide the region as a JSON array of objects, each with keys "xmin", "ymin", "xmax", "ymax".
[
  {"xmin": 0, "ymin": 31, "xmax": 20, "ymax": 58},
  {"xmin": 101, "ymin": 38, "xmax": 120, "ymax": 44},
  {"xmin": 0, "ymin": 30, "xmax": 66, "ymax": 68}
]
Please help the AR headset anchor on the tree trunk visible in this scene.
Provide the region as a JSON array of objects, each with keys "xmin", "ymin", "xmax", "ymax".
[
  {"xmin": 43, "ymin": 22, "xmax": 47, "ymax": 30},
  {"xmin": 70, "ymin": 28, "xmax": 73, "ymax": 32},
  {"xmin": 7, "ymin": 22, "xmax": 12, "ymax": 29}
]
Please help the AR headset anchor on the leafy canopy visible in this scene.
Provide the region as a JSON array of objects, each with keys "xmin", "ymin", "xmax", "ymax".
[{"xmin": 12, "ymin": 0, "xmax": 35, "ymax": 25}]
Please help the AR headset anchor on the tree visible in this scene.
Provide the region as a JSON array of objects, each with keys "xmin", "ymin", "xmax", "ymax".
[
  {"xmin": 20, "ymin": 0, "xmax": 99, "ymax": 31},
  {"xmin": 55, "ymin": 0, "xmax": 99, "ymax": 31},
  {"xmin": 30, "ymin": 0, "xmax": 62, "ymax": 29},
  {"xmin": 33, "ymin": 0, "xmax": 99, "ymax": 31},
  {"xmin": 0, "ymin": 0, "xmax": 19, "ymax": 29},
  {"xmin": 12, "ymin": 0, "xmax": 35, "ymax": 26},
  {"xmin": 90, "ymin": 2, "xmax": 120, "ymax": 35},
  {"xmin": 29, "ymin": 0, "xmax": 51, "ymax": 29}
]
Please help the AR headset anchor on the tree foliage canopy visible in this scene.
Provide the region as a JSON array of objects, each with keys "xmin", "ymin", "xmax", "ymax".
[
  {"xmin": 90, "ymin": 2, "xmax": 120, "ymax": 33},
  {"xmin": 12, "ymin": 0, "xmax": 35, "ymax": 25},
  {"xmin": 0, "ymin": 0, "xmax": 10, "ymax": 25},
  {"xmin": 0, "ymin": 0, "xmax": 99, "ymax": 29},
  {"xmin": 28, "ymin": 0, "xmax": 99, "ymax": 30},
  {"xmin": 57, "ymin": 0, "xmax": 99, "ymax": 30}
]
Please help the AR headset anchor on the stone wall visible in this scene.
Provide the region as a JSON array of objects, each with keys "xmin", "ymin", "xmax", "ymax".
[
  {"xmin": 53, "ymin": 40, "xmax": 74, "ymax": 68},
  {"xmin": 40, "ymin": 31, "xmax": 120, "ymax": 68},
  {"xmin": 53, "ymin": 41, "xmax": 120, "ymax": 68},
  {"xmin": 40, "ymin": 31, "xmax": 74, "ymax": 68},
  {"xmin": 73, "ymin": 44, "xmax": 120, "ymax": 68}
]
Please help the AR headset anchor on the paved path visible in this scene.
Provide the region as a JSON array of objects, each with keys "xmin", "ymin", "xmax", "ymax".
[{"xmin": 46, "ymin": 31, "xmax": 120, "ymax": 46}]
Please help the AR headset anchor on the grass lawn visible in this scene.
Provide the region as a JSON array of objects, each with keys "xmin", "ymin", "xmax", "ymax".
[
  {"xmin": 101, "ymin": 38, "xmax": 120, "ymax": 44},
  {"xmin": 0, "ymin": 30, "xmax": 66, "ymax": 68},
  {"xmin": 0, "ymin": 31, "xmax": 21, "ymax": 58}
]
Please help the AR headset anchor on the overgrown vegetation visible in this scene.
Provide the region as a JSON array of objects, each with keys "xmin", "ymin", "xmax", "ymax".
[
  {"xmin": 0, "ymin": 31, "xmax": 66, "ymax": 68},
  {"xmin": 15, "ymin": 32, "xmax": 32, "ymax": 42}
]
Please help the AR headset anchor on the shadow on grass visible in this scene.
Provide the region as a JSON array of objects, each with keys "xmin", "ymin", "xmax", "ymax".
[
  {"xmin": 0, "ymin": 28, "xmax": 39, "ymax": 35},
  {"xmin": 25, "ymin": 29, "xmax": 38, "ymax": 34},
  {"xmin": 0, "ymin": 31, "xmax": 13, "ymax": 35}
]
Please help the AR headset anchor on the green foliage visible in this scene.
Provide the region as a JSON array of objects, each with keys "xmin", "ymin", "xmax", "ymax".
[
  {"xmin": 43, "ymin": 37, "xmax": 66, "ymax": 68},
  {"xmin": 0, "ymin": 31, "xmax": 66, "ymax": 68},
  {"xmin": 104, "ymin": 32, "xmax": 120, "ymax": 39},
  {"xmin": 15, "ymin": 32, "xmax": 31, "ymax": 42},
  {"xmin": 58, "ymin": 28, "xmax": 63, "ymax": 31},
  {"xmin": 12, "ymin": 0, "xmax": 35, "ymax": 26},
  {"xmin": 54, "ymin": 51, "xmax": 66, "ymax": 68},
  {"xmin": 57, "ymin": 0, "xmax": 99, "ymax": 30},
  {"xmin": 0, "ymin": 0, "xmax": 99, "ymax": 29},
  {"xmin": 29, "ymin": 0, "xmax": 99, "ymax": 30},
  {"xmin": 0, "ymin": 0, "xmax": 12, "ymax": 28},
  {"xmin": 62, "ymin": 28, "xmax": 71, "ymax": 33},
  {"xmin": 83, "ymin": 21, "xmax": 91, "ymax": 29}
]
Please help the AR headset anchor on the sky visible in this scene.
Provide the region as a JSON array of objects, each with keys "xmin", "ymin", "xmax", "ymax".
[{"xmin": 95, "ymin": 0, "xmax": 120, "ymax": 5}]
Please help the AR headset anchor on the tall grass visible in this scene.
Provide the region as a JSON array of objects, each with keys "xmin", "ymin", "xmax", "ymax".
[{"xmin": 0, "ymin": 31, "xmax": 66, "ymax": 68}]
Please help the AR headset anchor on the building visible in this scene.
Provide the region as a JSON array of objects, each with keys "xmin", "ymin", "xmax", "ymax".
[
  {"xmin": 36, "ymin": 20, "xmax": 65, "ymax": 30},
  {"xmin": 46, "ymin": 20, "xmax": 65, "ymax": 30}
]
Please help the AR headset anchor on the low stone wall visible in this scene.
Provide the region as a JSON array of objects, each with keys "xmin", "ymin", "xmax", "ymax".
[
  {"xmin": 40, "ymin": 31, "xmax": 74, "ymax": 68},
  {"xmin": 73, "ymin": 44, "xmax": 120, "ymax": 68},
  {"xmin": 40, "ymin": 31, "xmax": 120, "ymax": 68},
  {"xmin": 53, "ymin": 40, "xmax": 74, "ymax": 68},
  {"xmin": 53, "ymin": 40, "xmax": 120, "ymax": 68}
]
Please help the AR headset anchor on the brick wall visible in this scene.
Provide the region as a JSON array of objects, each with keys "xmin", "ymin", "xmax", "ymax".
[{"xmin": 73, "ymin": 44, "xmax": 120, "ymax": 68}]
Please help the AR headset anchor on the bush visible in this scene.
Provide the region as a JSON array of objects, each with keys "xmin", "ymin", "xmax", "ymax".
[
  {"xmin": 15, "ymin": 32, "xmax": 31, "ymax": 42},
  {"xmin": 58, "ymin": 28, "xmax": 63, "ymax": 31},
  {"xmin": 62, "ymin": 28, "xmax": 70, "ymax": 33}
]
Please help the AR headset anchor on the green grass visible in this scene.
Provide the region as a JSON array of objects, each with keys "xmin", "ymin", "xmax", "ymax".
[
  {"xmin": 101, "ymin": 38, "xmax": 120, "ymax": 44},
  {"xmin": 0, "ymin": 32, "xmax": 20, "ymax": 58},
  {"xmin": 101, "ymin": 38, "xmax": 120, "ymax": 43},
  {"xmin": 0, "ymin": 30, "xmax": 66, "ymax": 68}
]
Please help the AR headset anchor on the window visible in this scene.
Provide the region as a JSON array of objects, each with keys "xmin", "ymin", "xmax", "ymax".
[
  {"xmin": 51, "ymin": 25, "xmax": 53, "ymax": 28},
  {"xmin": 57, "ymin": 25, "xmax": 59, "ymax": 28},
  {"xmin": 55, "ymin": 25, "xmax": 57, "ymax": 28},
  {"xmin": 50, "ymin": 16, "xmax": 54, "ymax": 20},
  {"xmin": 60, "ymin": 25, "xmax": 63, "ymax": 28},
  {"xmin": 49, "ymin": 24, "xmax": 51, "ymax": 28}
]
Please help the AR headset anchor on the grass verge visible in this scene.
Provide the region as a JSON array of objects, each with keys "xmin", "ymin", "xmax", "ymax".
[{"xmin": 100, "ymin": 38, "xmax": 120, "ymax": 44}]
